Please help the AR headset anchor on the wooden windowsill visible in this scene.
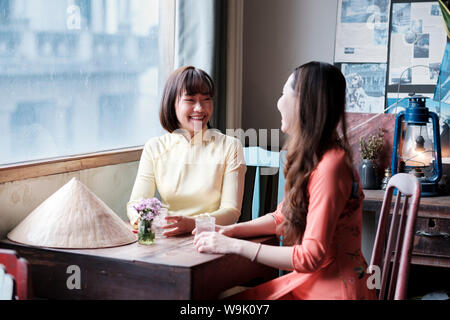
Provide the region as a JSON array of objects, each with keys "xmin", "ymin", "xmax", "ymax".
[{"xmin": 0, "ymin": 147, "xmax": 143, "ymax": 184}]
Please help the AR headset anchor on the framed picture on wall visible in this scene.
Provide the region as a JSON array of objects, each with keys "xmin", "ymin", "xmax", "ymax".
[
  {"xmin": 386, "ymin": 0, "xmax": 449, "ymax": 124},
  {"xmin": 340, "ymin": 63, "xmax": 388, "ymax": 113},
  {"xmin": 387, "ymin": 1, "xmax": 447, "ymax": 86},
  {"xmin": 334, "ymin": 0, "xmax": 391, "ymax": 63},
  {"xmin": 335, "ymin": 0, "xmax": 449, "ymax": 117}
]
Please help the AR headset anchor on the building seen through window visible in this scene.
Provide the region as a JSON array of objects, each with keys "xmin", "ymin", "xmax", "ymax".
[{"xmin": 0, "ymin": 0, "xmax": 163, "ymax": 165}]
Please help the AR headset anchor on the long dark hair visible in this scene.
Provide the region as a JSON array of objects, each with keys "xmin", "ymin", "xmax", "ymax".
[{"xmin": 280, "ymin": 61, "xmax": 354, "ymax": 245}]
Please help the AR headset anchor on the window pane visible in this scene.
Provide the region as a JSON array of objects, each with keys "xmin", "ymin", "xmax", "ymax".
[{"xmin": 0, "ymin": 0, "xmax": 164, "ymax": 165}]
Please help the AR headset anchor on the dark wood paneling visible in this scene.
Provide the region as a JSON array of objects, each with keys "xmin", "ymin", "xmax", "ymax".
[{"xmin": 414, "ymin": 217, "xmax": 450, "ymax": 258}]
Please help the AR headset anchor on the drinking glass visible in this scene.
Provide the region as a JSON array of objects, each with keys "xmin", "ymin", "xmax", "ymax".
[{"xmin": 195, "ymin": 215, "xmax": 216, "ymax": 236}]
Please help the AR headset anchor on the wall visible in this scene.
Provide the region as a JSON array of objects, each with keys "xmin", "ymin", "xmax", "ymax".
[
  {"xmin": 0, "ymin": 162, "xmax": 138, "ymax": 239},
  {"xmin": 242, "ymin": 0, "xmax": 339, "ymax": 138}
]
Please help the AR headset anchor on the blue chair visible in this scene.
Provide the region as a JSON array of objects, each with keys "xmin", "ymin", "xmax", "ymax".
[
  {"xmin": 277, "ymin": 150, "xmax": 286, "ymax": 205},
  {"xmin": 243, "ymin": 147, "xmax": 287, "ymax": 278},
  {"xmin": 276, "ymin": 150, "xmax": 287, "ymax": 251},
  {"xmin": 241, "ymin": 147, "xmax": 286, "ymax": 222}
]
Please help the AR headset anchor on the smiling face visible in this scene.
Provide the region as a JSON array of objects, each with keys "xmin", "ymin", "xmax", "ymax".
[
  {"xmin": 175, "ymin": 92, "xmax": 213, "ymax": 136},
  {"xmin": 160, "ymin": 66, "xmax": 215, "ymax": 134},
  {"xmin": 277, "ymin": 73, "xmax": 298, "ymax": 135}
]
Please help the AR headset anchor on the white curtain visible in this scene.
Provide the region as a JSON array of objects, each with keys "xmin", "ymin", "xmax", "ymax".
[{"xmin": 174, "ymin": 0, "xmax": 217, "ymax": 74}]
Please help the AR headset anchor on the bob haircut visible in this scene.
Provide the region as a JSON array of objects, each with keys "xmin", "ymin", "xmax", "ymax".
[{"xmin": 159, "ymin": 66, "xmax": 215, "ymax": 132}]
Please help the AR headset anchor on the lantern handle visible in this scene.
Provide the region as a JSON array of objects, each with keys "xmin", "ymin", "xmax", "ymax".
[
  {"xmin": 395, "ymin": 65, "xmax": 442, "ymax": 116},
  {"xmin": 429, "ymin": 112, "xmax": 443, "ymax": 183}
]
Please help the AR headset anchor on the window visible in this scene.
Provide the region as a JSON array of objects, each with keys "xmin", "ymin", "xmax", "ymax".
[
  {"xmin": 0, "ymin": 0, "xmax": 10, "ymax": 25},
  {"xmin": 0, "ymin": 0, "xmax": 165, "ymax": 166}
]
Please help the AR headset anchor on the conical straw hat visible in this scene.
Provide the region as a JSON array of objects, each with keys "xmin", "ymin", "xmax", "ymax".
[{"xmin": 7, "ymin": 177, "xmax": 137, "ymax": 249}]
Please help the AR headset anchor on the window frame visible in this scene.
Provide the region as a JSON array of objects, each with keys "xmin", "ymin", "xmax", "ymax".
[{"xmin": 0, "ymin": 147, "xmax": 143, "ymax": 184}]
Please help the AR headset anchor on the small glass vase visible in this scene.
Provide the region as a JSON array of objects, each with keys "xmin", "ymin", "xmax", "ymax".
[{"xmin": 138, "ymin": 219, "xmax": 155, "ymax": 245}]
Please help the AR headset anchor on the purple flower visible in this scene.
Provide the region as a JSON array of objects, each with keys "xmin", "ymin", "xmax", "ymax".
[
  {"xmin": 133, "ymin": 198, "xmax": 163, "ymax": 221},
  {"xmin": 145, "ymin": 198, "xmax": 162, "ymax": 211},
  {"xmin": 133, "ymin": 203, "xmax": 146, "ymax": 212}
]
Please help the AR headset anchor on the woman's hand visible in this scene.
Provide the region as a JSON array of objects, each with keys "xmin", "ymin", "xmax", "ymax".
[
  {"xmin": 192, "ymin": 224, "xmax": 236, "ymax": 237},
  {"xmin": 193, "ymin": 231, "xmax": 242, "ymax": 255},
  {"xmin": 162, "ymin": 215, "xmax": 195, "ymax": 237}
]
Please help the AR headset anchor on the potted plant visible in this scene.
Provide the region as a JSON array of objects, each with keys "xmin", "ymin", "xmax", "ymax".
[{"xmin": 359, "ymin": 128, "xmax": 385, "ymax": 189}]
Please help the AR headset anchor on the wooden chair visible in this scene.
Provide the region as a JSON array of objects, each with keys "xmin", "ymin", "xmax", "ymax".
[
  {"xmin": 0, "ymin": 249, "xmax": 32, "ymax": 300},
  {"xmin": 370, "ymin": 173, "xmax": 421, "ymax": 300}
]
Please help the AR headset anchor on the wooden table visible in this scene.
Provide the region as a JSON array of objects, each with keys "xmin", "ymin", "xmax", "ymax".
[
  {"xmin": 363, "ymin": 190, "xmax": 450, "ymax": 268},
  {"xmin": 0, "ymin": 234, "xmax": 278, "ymax": 300}
]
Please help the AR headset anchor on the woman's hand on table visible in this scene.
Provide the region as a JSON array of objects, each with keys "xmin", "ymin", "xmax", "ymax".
[
  {"xmin": 192, "ymin": 224, "xmax": 235, "ymax": 237},
  {"xmin": 162, "ymin": 215, "xmax": 195, "ymax": 237},
  {"xmin": 193, "ymin": 231, "xmax": 242, "ymax": 255}
]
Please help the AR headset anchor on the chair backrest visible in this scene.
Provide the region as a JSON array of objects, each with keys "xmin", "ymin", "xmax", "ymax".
[
  {"xmin": 277, "ymin": 150, "xmax": 287, "ymax": 204},
  {"xmin": 0, "ymin": 249, "xmax": 32, "ymax": 300},
  {"xmin": 369, "ymin": 173, "xmax": 421, "ymax": 300},
  {"xmin": 241, "ymin": 147, "xmax": 285, "ymax": 222}
]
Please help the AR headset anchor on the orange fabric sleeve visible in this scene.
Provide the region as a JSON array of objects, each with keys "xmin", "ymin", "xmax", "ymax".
[
  {"xmin": 291, "ymin": 150, "xmax": 353, "ymax": 273},
  {"xmin": 268, "ymin": 200, "xmax": 285, "ymax": 225}
]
